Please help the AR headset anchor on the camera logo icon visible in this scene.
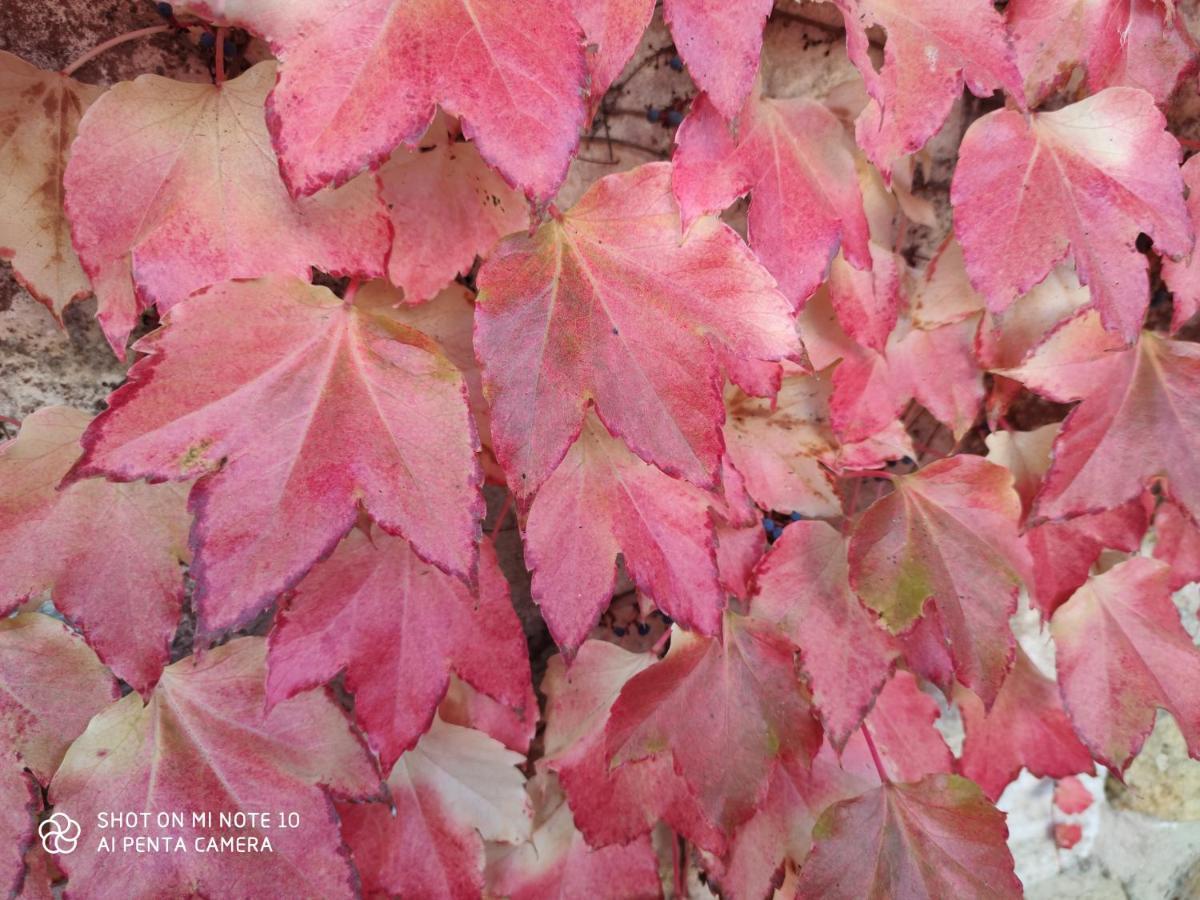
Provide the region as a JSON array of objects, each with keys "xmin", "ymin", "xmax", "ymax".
[{"xmin": 39, "ymin": 812, "xmax": 81, "ymax": 855}]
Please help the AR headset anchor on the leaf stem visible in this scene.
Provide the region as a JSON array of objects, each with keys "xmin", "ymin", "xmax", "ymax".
[
  {"xmin": 214, "ymin": 26, "xmax": 226, "ymax": 86},
  {"xmin": 490, "ymin": 492, "xmax": 513, "ymax": 541},
  {"xmin": 342, "ymin": 279, "xmax": 361, "ymax": 306},
  {"xmin": 861, "ymin": 723, "xmax": 890, "ymax": 784},
  {"xmin": 61, "ymin": 24, "xmax": 171, "ymax": 77}
]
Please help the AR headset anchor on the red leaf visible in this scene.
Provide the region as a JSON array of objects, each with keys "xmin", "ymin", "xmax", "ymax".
[
  {"xmin": 569, "ymin": 0, "xmax": 656, "ymax": 102},
  {"xmin": 378, "ymin": 115, "xmax": 528, "ymax": 303},
  {"xmin": 663, "ymin": 0, "xmax": 773, "ymax": 121},
  {"xmin": 485, "ymin": 772, "xmax": 661, "ymax": 900},
  {"xmin": 0, "ymin": 769, "xmax": 38, "ymax": 899},
  {"xmin": 0, "ymin": 52, "xmax": 101, "ymax": 318},
  {"xmin": 1054, "ymin": 775, "xmax": 1094, "ymax": 815},
  {"xmin": 70, "ymin": 276, "xmax": 483, "ymax": 635},
  {"xmin": 848, "ymin": 456, "xmax": 1030, "ymax": 706},
  {"xmin": 1163, "ymin": 155, "xmax": 1200, "ymax": 333},
  {"xmin": 476, "ymin": 162, "xmax": 799, "ymax": 499},
  {"xmin": 751, "ymin": 520, "xmax": 898, "ymax": 748},
  {"xmin": 1153, "ymin": 499, "xmax": 1200, "ymax": 591},
  {"xmin": 673, "ymin": 91, "xmax": 870, "ymax": 308},
  {"xmin": 958, "ymin": 648, "xmax": 1095, "ymax": 801},
  {"xmin": 722, "ymin": 370, "xmax": 841, "ymax": 518},
  {"xmin": 524, "ymin": 415, "xmax": 725, "ymax": 649},
  {"xmin": 1051, "ymin": 556, "xmax": 1200, "ymax": 774},
  {"xmin": 439, "ymin": 676, "xmax": 539, "ymax": 756},
  {"xmin": 63, "ymin": 63, "xmax": 389, "ymax": 356},
  {"xmin": 268, "ymin": 530, "xmax": 529, "ymax": 768},
  {"xmin": 1006, "ymin": 320, "xmax": 1200, "ymax": 525},
  {"xmin": 834, "ymin": 0, "xmax": 1023, "ymax": 176},
  {"xmin": 50, "ymin": 639, "xmax": 379, "ymax": 898},
  {"xmin": 0, "ymin": 408, "xmax": 189, "ymax": 693},
  {"xmin": 541, "ymin": 640, "xmax": 724, "ymax": 853},
  {"xmin": 341, "ymin": 717, "xmax": 531, "ymax": 900},
  {"xmin": 952, "ymin": 87, "xmax": 1190, "ymax": 341},
  {"xmin": 795, "ymin": 774, "xmax": 1022, "ymax": 899},
  {"xmin": 1054, "ymin": 822, "xmax": 1083, "ymax": 850},
  {"xmin": 863, "ymin": 671, "xmax": 956, "ymax": 784},
  {"xmin": 1007, "ymin": 0, "xmax": 1197, "ymax": 106},
  {"xmin": 180, "ymin": 0, "xmax": 589, "ymax": 201},
  {"xmin": 603, "ymin": 615, "xmax": 822, "ymax": 834}
]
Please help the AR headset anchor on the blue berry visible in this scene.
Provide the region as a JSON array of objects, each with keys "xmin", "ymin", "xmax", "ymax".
[
  {"xmin": 669, "ymin": 55, "xmax": 684, "ymax": 72},
  {"xmin": 613, "ymin": 625, "xmax": 628, "ymax": 637},
  {"xmin": 789, "ymin": 511, "xmax": 803, "ymax": 521},
  {"xmin": 646, "ymin": 106, "xmax": 661, "ymax": 123},
  {"xmin": 199, "ymin": 31, "xmax": 215, "ymax": 49},
  {"xmin": 156, "ymin": 2, "xmax": 174, "ymax": 19},
  {"xmin": 659, "ymin": 613, "xmax": 673, "ymax": 626},
  {"xmin": 223, "ymin": 38, "xmax": 238, "ymax": 58},
  {"xmin": 666, "ymin": 109, "xmax": 684, "ymax": 127},
  {"xmin": 636, "ymin": 622, "xmax": 650, "ymax": 636}
]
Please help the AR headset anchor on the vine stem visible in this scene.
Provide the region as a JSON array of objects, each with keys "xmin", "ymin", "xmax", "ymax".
[
  {"xmin": 61, "ymin": 24, "xmax": 171, "ymax": 77},
  {"xmin": 342, "ymin": 279, "xmax": 362, "ymax": 306},
  {"xmin": 861, "ymin": 724, "xmax": 890, "ymax": 784},
  {"xmin": 215, "ymin": 27, "xmax": 227, "ymax": 85},
  {"xmin": 490, "ymin": 493, "xmax": 513, "ymax": 541}
]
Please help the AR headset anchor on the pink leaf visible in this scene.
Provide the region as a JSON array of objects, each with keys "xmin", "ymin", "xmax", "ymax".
[
  {"xmin": 663, "ymin": 0, "xmax": 773, "ymax": 121},
  {"xmin": 1054, "ymin": 775, "xmax": 1094, "ymax": 815},
  {"xmin": 1162, "ymin": 155, "xmax": 1200, "ymax": 333},
  {"xmin": 268, "ymin": 531, "xmax": 529, "ymax": 768},
  {"xmin": 0, "ymin": 408, "xmax": 189, "ymax": 693},
  {"xmin": 179, "ymin": 0, "xmax": 589, "ymax": 201},
  {"xmin": 569, "ymin": 0, "xmax": 656, "ymax": 102},
  {"xmin": 751, "ymin": 520, "xmax": 898, "ymax": 749},
  {"xmin": 604, "ymin": 616, "xmax": 822, "ymax": 834},
  {"xmin": 834, "ymin": 0, "xmax": 1023, "ymax": 176},
  {"xmin": 958, "ymin": 648, "xmax": 1095, "ymax": 801},
  {"xmin": 342, "ymin": 717, "xmax": 530, "ymax": 900},
  {"xmin": 50, "ymin": 639, "xmax": 380, "ymax": 899},
  {"xmin": 63, "ymin": 63, "xmax": 389, "ymax": 356},
  {"xmin": 70, "ymin": 276, "xmax": 483, "ymax": 635},
  {"xmin": 673, "ymin": 91, "xmax": 870, "ymax": 307},
  {"xmin": 952, "ymin": 87, "xmax": 1190, "ymax": 341},
  {"xmin": 378, "ymin": 116, "xmax": 529, "ymax": 303},
  {"xmin": 848, "ymin": 456, "xmax": 1030, "ymax": 707},
  {"xmin": 1153, "ymin": 499, "xmax": 1200, "ymax": 591},
  {"xmin": 1051, "ymin": 556, "xmax": 1200, "ymax": 775},
  {"xmin": 524, "ymin": 415, "xmax": 724, "ymax": 650},
  {"xmin": 476, "ymin": 162, "xmax": 799, "ymax": 499}
]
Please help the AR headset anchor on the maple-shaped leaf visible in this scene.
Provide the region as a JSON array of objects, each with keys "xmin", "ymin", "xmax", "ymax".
[
  {"xmin": 848, "ymin": 456, "xmax": 1030, "ymax": 706},
  {"xmin": 712, "ymin": 672, "xmax": 951, "ymax": 900},
  {"xmin": 0, "ymin": 407, "xmax": 189, "ymax": 693},
  {"xmin": 673, "ymin": 90, "xmax": 870, "ymax": 308},
  {"xmin": 1003, "ymin": 319, "xmax": 1200, "ymax": 524},
  {"xmin": 722, "ymin": 370, "xmax": 840, "ymax": 518},
  {"xmin": 957, "ymin": 647, "xmax": 1095, "ymax": 801},
  {"xmin": 1154, "ymin": 499, "xmax": 1200, "ymax": 590},
  {"xmin": 569, "ymin": 0, "xmax": 656, "ymax": 103},
  {"xmin": 1007, "ymin": 0, "xmax": 1197, "ymax": 106},
  {"xmin": 0, "ymin": 52, "xmax": 100, "ymax": 317},
  {"xmin": 794, "ymin": 774, "xmax": 1021, "ymax": 899},
  {"xmin": 63, "ymin": 62, "xmax": 389, "ymax": 357},
  {"xmin": 975, "ymin": 267, "xmax": 1092, "ymax": 374},
  {"xmin": 179, "ymin": 0, "xmax": 587, "ymax": 201},
  {"xmin": 751, "ymin": 520, "xmax": 898, "ymax": 748},
  {"xmin": 0, "ymin": 613, "xmax": 113, "ymax": 897},
  {"xmin": 833, "ymin": 0, "xmax": 1023, "ymax": 176},
  {"xmin": 985, "ymin": 424, "xmax": 1150, "ymax": 616},
  {"xmin": 524, "ymin": 414, "xmax": 724, "ymax": 650},
  {"xmin": 50, "ymin": 638, "xmax": 379, "ymax": 899},
  {"xmin": 1051, "ymin": 556, "xmax": 1200, "ymax": 774},
  {"xmin": 952, "ymin": 87, "xmax": 1190, "ymax": 341},
  {"xmin": 663, "ymin": 0, "xmax": 773, "ymax": 121},
  {"xmin": 1163, "ymin": 155, "xmax": 1200, "ymax": 333},
  {"xmin": 476, "ymin": 162, "xmax": 799, "ymax": 499},
  {"xmin": 378, "ymin": 115, "xmax": 528, "ymax": 303},
  {"xmin": 340, "ymin": 716, "xmax": 530, "ymax": 900},
  {"xmin": 486, "ymin": 772, "xmax": 661, "ymax": 900},
  {"xmin": 604, "ymin": 615, "xmax": 822, "ymax": 834},
  {"xmin": 70, "ymin": 276, "xmax": 483, "ymax": 635},
  {"xmin": 268, "ymin": 529, "xmax": 529, "ymax": 768},
  {"xmin": 540, "ymin": 640, "xmax": 725, "ymax": 853},
  {"xmin": 0, "ymin": 613, "xmax": 117, "ymax": 782}
]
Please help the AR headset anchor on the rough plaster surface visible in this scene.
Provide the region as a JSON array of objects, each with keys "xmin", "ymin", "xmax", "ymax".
[{"xmin": 2, "ymin": 1, "xmax": 1200, "ymax": 897}]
